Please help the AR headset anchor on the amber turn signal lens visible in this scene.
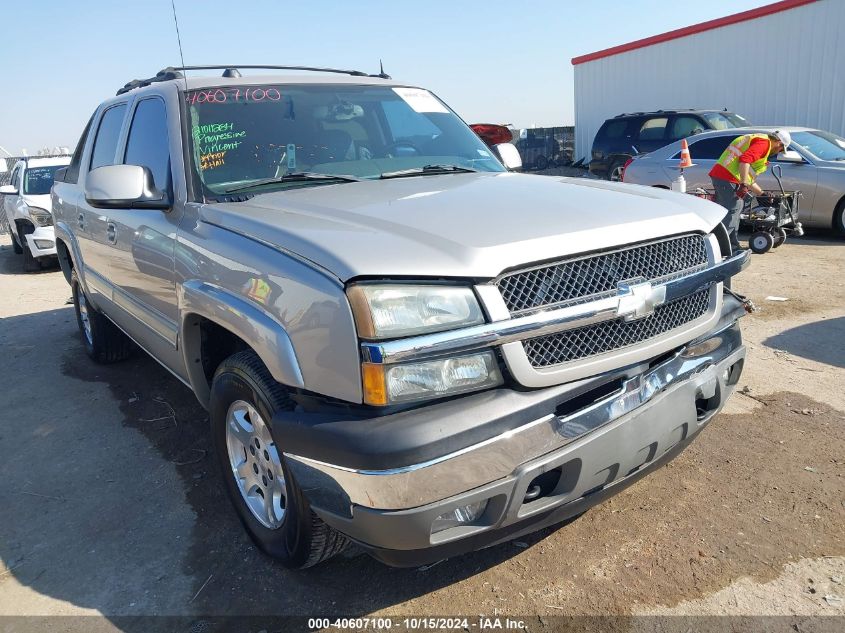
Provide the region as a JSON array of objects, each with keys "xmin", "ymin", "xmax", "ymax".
[{"xmin": 362, "ymin": 363, "xmax": 388, "ymax": 406}]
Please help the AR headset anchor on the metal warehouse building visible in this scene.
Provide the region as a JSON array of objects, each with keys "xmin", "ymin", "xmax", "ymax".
[{"xmin": 572, "ymin": 0, "xmax": 845, "ymax": 161}]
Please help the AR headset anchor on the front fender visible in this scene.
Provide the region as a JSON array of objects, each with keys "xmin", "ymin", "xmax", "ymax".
[{"xmin": 179, "ymin": 280, "xmax": 306, "ymax": 406}]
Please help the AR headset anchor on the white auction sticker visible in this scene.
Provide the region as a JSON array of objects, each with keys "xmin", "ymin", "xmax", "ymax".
[{"xmin": 393, "ymin": 87, "xmax": 448, "ymax": 113}]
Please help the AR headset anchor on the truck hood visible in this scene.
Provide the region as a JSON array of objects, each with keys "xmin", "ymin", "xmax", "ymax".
[
  {"xmin": 22, "ymin": 194, "xmax": 52, "ymax": 212},
  {"xmin": 200, "ymin": 172, "xmax": 724, "ymax": 281}
]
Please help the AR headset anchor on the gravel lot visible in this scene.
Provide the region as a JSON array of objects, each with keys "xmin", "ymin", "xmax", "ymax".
[{"xmin": 0, "ymin": 220, "xmax": 843, "ymax": 629}]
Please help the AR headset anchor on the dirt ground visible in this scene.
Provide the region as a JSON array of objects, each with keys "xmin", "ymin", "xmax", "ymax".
[{"xmin": 0, "ymin": 226, "xmax": 843, "ymax": 629}]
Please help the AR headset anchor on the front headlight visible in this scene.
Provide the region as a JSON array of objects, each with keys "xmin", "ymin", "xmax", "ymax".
[
  {"xmin": 347, "ymin": 284, "xmax": 484, "ymax": 339},
  {"xmin": 27, "ymin": 206, "xmax": 53, "ymax": 227},
  {"xmin": 362, "ymin": 351, "xmax": 503, "ymax": 405}
]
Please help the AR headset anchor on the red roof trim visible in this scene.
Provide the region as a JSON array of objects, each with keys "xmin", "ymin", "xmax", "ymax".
[{"xmin": 572, "ymin": 0, "xmax": 818, "ymax": 65}]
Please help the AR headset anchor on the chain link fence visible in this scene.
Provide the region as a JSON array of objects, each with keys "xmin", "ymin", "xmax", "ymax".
[{"xmin": 513, "ymin": 126, "xmax": 575, "ymax": 171}]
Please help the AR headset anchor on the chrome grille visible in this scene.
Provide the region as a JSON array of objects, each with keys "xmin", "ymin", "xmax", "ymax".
[
  {"xmin": 524, "ymin": 289, "xmax": 711, "ymax": 368},
  {"xmin": 497, "ymin": 234, "xmax": 708, "ymax": 315}
]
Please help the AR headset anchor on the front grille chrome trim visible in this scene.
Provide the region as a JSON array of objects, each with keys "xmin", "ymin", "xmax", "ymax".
[
  {"xmin": 360, "ymin": 249, "xmax": 749, "ymax": 366},
  {"xmin": 496, "ymin": 233, "xmax": 709, "ymax": 316}
]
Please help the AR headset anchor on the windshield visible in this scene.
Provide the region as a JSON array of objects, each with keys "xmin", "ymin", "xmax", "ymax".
[
  {"xmin": 701, "ymin": 112, "xmax": 750, "ymax": 130},
  {"xmin": 791, "ymin": 130, "xmax": 845, "ymax": 161},
  {"xmin": 185, "ymin": 84, "xmax": 505, "ymax": 198},
  {"xmin": 23, "ymin": 165, "xmax": 62, "ymax": 195}
]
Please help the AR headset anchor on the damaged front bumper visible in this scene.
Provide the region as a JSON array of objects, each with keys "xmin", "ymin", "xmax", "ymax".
[
  {"xmin": 280, "ymin": 294, "xmax": 747, "ymax": 567},
  {"xmin": 24, "ymin": 225, "xmax": 57, "ymax": 258}
]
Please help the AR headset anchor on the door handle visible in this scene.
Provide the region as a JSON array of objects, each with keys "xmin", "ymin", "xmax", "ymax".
[
  {"xmin": 77, "ymin": 213, "xmax": 85, "ymax": 229},
  {"xmin": 106, "ymin": 222, "xmax": 117, "ymax": 244}
]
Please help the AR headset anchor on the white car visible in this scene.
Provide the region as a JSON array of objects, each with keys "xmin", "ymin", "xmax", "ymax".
[
  {"xmin": 621, "ymin": 127, "xmax": 845, "ymax": 235},
  {"xmin": 1, "ymin": 156, "xmax": 71, "ymax": 270}
]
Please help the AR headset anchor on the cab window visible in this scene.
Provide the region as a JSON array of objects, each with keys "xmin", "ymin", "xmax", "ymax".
[
  {"xmin": 670, "ymin": 116, "xmax": 705, "ymax": 140},
  {"xmin": 124, "ymin": 98, "xmax": 171, "ymax": 190}
]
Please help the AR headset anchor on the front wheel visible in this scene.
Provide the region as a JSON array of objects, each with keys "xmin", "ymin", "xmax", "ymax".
[
  {"xmin": 534, "ymin": 155, "xmax": 549, "ymax": 171},
  {"xmin": 210, "ymin": 350, "xmax": 348, "ymax": 568},
  {"xmin": 749, "ymin": 231, "xmax": 775, "ymax": 254},
  {"xmin": 772, "ymin": 228, "xmax": 787, "ymax": 248}
]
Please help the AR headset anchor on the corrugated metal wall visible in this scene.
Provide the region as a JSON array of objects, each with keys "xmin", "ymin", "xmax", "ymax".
[{"xmin": 574, "ymin": 0, "xmax": 844, "ymax": 161}]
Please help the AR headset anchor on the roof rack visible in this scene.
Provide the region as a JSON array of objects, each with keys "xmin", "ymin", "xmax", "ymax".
[
  {"xmin": 116, "ymin": 64, "xmax": 391, "ymax": 95},
  {"xmin": 116, "ymin": 67, "xmax": 185, "ymax": 95},
  {"xmin": 614, "ymin": 108, "xmax": 719, "ymax": 118}
]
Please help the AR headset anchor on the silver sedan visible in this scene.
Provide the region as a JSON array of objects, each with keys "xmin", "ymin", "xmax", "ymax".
[{"xmin": 622, "ymin": 127, "xmax": 845, "ymax": 235}]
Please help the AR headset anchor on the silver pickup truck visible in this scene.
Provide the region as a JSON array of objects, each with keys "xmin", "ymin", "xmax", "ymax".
[{"xmin": 52, "ymin": 65, "xmax": 749, "ymax": 568}]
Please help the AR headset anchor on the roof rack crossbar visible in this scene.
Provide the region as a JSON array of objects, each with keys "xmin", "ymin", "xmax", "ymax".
[{"xmin": 116, "ymin": 66, "xmax": 185, "ymax": 95}]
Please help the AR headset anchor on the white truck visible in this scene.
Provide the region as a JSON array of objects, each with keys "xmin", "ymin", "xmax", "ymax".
[{"xmin": 2, "ymin": 155, "xmax": 71, "ymax": 271}]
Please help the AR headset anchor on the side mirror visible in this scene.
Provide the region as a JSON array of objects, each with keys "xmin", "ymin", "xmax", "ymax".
[
  {"xmin": 0, "ymin": 184, "xmax": 17, "ymax": 195},
  {"xmin": 493, "ymin": 143, "xmax": 522, "ymax": 171},
  {"xmin": 85, "ymin": 165, "xmax": 170, "ymax": 209},
  {"xmin": 776, "ymin": 150, "xmax": 804, "ymax": 163}
]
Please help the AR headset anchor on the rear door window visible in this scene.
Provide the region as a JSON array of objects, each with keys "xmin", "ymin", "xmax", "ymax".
[
  {"xmin": 600, "ymin": 120, "xmax": 629, "ymax": 139},
  {"xmin": 90, "ymin": 104, "xmax": 128, "ymax": 171},
  {"xmin": 65, "ymin": 114, "xmax": 95, "ymax": 183},
  {"xmin": 637, "ymin": 117, "xmax": 668, "ymax": 141}
]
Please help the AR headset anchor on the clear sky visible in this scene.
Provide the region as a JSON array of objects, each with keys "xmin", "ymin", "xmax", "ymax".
[{"xmin": 2, "ymin": 0, "xmax": 775, "ymax": 154}]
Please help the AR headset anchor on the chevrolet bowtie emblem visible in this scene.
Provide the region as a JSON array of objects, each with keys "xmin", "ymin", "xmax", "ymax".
[{"xmin": 616, "ymin": 280, "xmax": 666, "ymax": 321}]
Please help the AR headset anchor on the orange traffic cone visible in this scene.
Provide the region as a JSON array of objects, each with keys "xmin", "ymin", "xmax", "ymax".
[{"xmin": 678, "ymin": 139, "xmax": 693, "ymax": 168}]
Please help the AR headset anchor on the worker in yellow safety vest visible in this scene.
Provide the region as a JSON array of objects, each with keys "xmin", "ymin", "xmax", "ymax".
[{"xmin": 709, "ymin": 129, "xmax": 791, "ymax": 253}]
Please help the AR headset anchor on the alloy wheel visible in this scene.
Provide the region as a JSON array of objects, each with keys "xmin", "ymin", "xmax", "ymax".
[{"xmin": 225, "ymin": 400, "xmax": 287, "ymax": 529}]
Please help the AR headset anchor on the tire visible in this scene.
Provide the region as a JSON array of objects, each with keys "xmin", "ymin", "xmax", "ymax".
[
  {"xmin": 834, "ymin": 199, "xmax": 845, "ymax": 236},
  {"xmin": 534, "ymin": 155, "xmax": 549, "ymax": 171},
  {"xmin": 11, "ymin": 234, "xmax": 23, "ymax": 255},
  {"xmin": 608, "ymin": 158, "xmax": 627, "ymax": 182},
  {"xmin": 22, "ymin": 241, "xmax": 40, "ymax": 272},
  {"xmin": 749, "ymin": 231, "xmax": 774, "ymax": 254},
  {"xmin": 71, "ymin": 269, "xmax": 134, "ymax": 363},
  {"xmin": 210, "ymin": 350, "xmax": 348, "ymax": 568},
  {"xmin": 772, "ymin": 228, "xmax": 787, "ymax": 249}
]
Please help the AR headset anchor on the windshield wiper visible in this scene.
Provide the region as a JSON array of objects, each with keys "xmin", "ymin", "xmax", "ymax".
[
  {"xmin": 223, "ymin": 172, "xmax": 361, "ymax": 194},
  {"xmin": 379, "ymin": 164, "xmax": 478, "ymax": 179}
]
